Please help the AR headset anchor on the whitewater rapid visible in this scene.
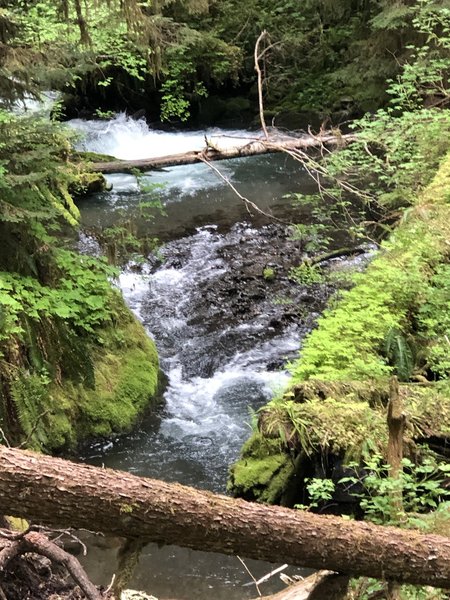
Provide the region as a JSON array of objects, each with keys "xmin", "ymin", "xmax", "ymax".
[{"xmin": 75, "ymin": 113, "xmax": 310, "ymax": 598}]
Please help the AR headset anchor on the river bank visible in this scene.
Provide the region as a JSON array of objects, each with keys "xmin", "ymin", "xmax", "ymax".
[
  {"xmin": 229, "ymin": 152, "xmax": 450, "ymax": 517},
  {"xmin": 1, "ymin": 109, "xmax": 448, "ymax": 600}
]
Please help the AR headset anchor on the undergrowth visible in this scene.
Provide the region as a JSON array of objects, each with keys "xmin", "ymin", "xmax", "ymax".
[
  {"xmin": 289, "ymin": 200, "xmax": 450, "ymax": 384},
  {"xmin": 0, "ymin": 112, "xmax": 160, "ymax": 449}
]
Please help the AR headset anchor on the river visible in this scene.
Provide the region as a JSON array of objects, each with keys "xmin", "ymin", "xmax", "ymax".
[{"xmin": 72, "ymin": 114, "xmax": 360, "ymax": 599}]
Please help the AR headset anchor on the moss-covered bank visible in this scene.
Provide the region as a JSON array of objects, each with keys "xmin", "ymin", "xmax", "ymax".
[
  {"xmin": 5, "ymin": 295, "xmax": 162, "ymax": 453},
  {"xmin": 0, "ymin": 113, "xmax": 163, "ymax": 454},
  {"xmin": 228, "ymin": 153, "xmax": 450, "ymax": 503}
]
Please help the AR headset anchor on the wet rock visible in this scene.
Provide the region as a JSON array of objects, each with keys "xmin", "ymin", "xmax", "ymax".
[{"xmin": 143, "ymin": 222, "xmax": 347, "ymax": 378}]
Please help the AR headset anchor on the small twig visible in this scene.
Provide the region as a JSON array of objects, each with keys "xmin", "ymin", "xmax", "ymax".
[
  {"xmin": 230, "ymin": 16, "xmax": 250, "ymax": 43},
  {"xmin": 105, "ymin": 573, "xmax": 116, "ymax": 595},
  {"xmin": 257, "ymin": 40, "xmax": 282, "ymax": 61},
  {"xmin": 253, "ymin": 563, "xmax": 288, "ymax": 586},
  {"xmin": 46, "ymin": 528, "xmax": 89, "ymax": 556},
  {"xmin": 18, "ymin": 409, "xmax": 50, "ymax": 449},
  {"xmin": 0, "ymin": 428, "xmax": 11, "ymax": 448},
  {"xmin": 237, "ymin": 555, "xmax": 262, "ymax": 597},
  {"xmin": 254, "ymin": 31, "xmax": 270, "ymax": 140},
  {"xmin": 198, "ymin": 155, "xmax": 286, "ymax": 223},
  {"xmin": 308, "ymin": 124, "xmax": 332, "ymax": 157}
]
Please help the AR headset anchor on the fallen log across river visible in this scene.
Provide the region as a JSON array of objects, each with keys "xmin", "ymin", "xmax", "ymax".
[
  {"xmin": 0, "ymin": 447, "xmax": 449, "ymax": 588},
  {"xmin": 90, "ymin": 132, "xmax": 354, "ymax": 174}
]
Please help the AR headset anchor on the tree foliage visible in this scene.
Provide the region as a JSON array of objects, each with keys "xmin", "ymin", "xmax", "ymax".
[
  {"xmin": 0, "ymin": 112, "xmax": 123, "ymax": 445},
  {"xmin": 1, "ymin": 0, "xmax": 449, "ymax": 120}
]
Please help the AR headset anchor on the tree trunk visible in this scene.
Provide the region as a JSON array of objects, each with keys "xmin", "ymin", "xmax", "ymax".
[
  {"xmin": 386, "ymin": 376, "xmax": 405, "ymax": 600},
  {"xmin": 73, "ymin": 0, "xmax": 91, "ymax": 45},
  {"xmin": 0, "ymin": 447, "xmax": 449, "ymax": 588},
  {"xmin": 90, "ymin": 134, "xmax": 355, "ymax": 174},
  {"xmin": 387, "ymin": 377, "xmax": 405, "ymax": 485}
]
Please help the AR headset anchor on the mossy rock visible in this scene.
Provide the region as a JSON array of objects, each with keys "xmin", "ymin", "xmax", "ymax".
[
  {"xmin": 15, "ymin": 304, "xmax": 162, "ymax": 452},
  {"xmin": 53, "ymin": 318, "xmax": 160, "ymax": 449},
  {"xmin": 70, "ymin": 171, "xmax": 111, "ymax": 196},
  {"xmin": 259, "ymin": 397, "xmax": 389, "ymax": 460},
  {"xmin": 262, "ymin": 385, "xmax": 450, "ymax": 459},
  {"xmin": 227, "ymin": 432, "xmax": 296, "ymax": 503},
  {"xmin": 229, "ymin": 385, "xmax": 450, "ymax": 505},
  {"xmin": 228, "ymin": 454, "xmax": 294, "ymax": 504}
]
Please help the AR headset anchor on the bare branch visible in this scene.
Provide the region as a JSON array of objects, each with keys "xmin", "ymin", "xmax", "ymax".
[
  {"xmin": 237, "ymin": 555, "xmax": 262, "ymax": 597},
  {"xmin": 198, "ymin": 155, "xmax": 286, "ymax": 223},
  {"xmin": 0, "ymin": 429, "xmax": 11, "ymax": 448},
  {"xmin": 255, "ymin": 31, "xmax": 270, "ymax": 140},
  {"xmin": 18, "ymin": 409, "xmax": 50, "ymax": 449}
]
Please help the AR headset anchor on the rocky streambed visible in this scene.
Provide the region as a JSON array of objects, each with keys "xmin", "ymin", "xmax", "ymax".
[
  {"xmin": 151, "ymin": 221, "xmax": 367, "ymax": 372},
  {"xmin": 79, "ymin": 218, "xmax": 368, "ymax": 599}
]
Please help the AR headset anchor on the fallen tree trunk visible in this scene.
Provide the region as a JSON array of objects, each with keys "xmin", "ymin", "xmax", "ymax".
[
  {"xmin": 0, "ymin": 447, "xmax": 449, "ymax": 588},
  {"xmin": 91, "ymin": 134, "xmax": 353, "ymax": 174}
]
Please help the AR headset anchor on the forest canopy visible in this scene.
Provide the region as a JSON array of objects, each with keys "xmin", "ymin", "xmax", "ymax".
[{"xmin": 1, "ymin": 0, "xmax": 449, "ymax": 121}]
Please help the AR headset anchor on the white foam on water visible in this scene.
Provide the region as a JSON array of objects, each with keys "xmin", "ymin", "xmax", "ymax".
[
  {"xmin": 69, "ymin": 112, "xmax": 260, "ymax": 159},
  {"xmin": 113, "ymin": 226, "xmax": 296, "ymax": 477},
  {"xmin": 68, "ymin": 113, "xmax": 259, "ymax": 195}
]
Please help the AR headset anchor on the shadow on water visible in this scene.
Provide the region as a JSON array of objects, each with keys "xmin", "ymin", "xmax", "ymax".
[{"xmin": 76, "ymin": 153, "xmax": 319, "ymax": 242}]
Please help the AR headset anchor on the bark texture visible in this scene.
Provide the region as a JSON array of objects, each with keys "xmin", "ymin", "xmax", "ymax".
[
  {"xmin": 0, "ymin": 447, "xmax": 449, "ymax": 588},
  {"xmin": 387, "ymin": 376, "xmax": 405, "ymax": 482},
  {"xmin": 91, "ymin": 134, "xmax": 354, "ymax": 174}
]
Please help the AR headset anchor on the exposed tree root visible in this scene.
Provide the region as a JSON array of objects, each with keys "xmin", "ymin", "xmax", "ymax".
[{"xmin": 0, "ymin": 527, "xmax": 104, "ymax": 600}]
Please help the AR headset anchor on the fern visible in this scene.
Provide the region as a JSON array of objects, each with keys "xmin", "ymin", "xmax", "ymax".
[{"xmin": 384, "ymin": 327, "xmax": 415, "ymax": 382}]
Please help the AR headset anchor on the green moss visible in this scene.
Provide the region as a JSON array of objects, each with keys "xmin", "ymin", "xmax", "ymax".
[
  {"xmin": 228, "ymin": 385, "xmax": 450, "ymax": 503},
  {"xmin": 55, "ymin": 317, "xmax": 159, "ymax": 448},
  {"xmin": 259, "ymin": 383, "xmax": 450, "ymax": 460},
  {"xmin": 232, "ymin": 454, "xmax": 288, "ymax": 489},
  {"xmin": 70, "ymin": 171, "xmax": 110, "ymax": 196},
  {"xmin": 289, "ymin": 158, "xmax": 450, "ymax": 384},
  {"xmin": 239, "ymin": 431, "xmax": 283, "ymax": 458},
  {"xmin": 421, "ymin": 154, "xmax": 450, "ymax": 206},
  {"xmin": 16, "ymin": 303, "xmax": 161, "ymax": 452},
  {"xmin": 261, "ymin": 398, "xmax": 388, "ymax": 460},
  {"xmin": 263, "ymin": 267, "xmax": 276, "ymax": 281},
  {"xmin": 228, "ymin": 433, "xmax": 295, "ymax": 504}
]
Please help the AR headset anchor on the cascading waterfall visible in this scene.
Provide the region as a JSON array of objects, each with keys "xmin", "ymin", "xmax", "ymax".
[
  {"xmin": 70, "ymin": 112, "xmax": 259, "ymax": 159},
  {"xmin": 99, "ymin": 224, "xmax": 299, "ymax": 490}
]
